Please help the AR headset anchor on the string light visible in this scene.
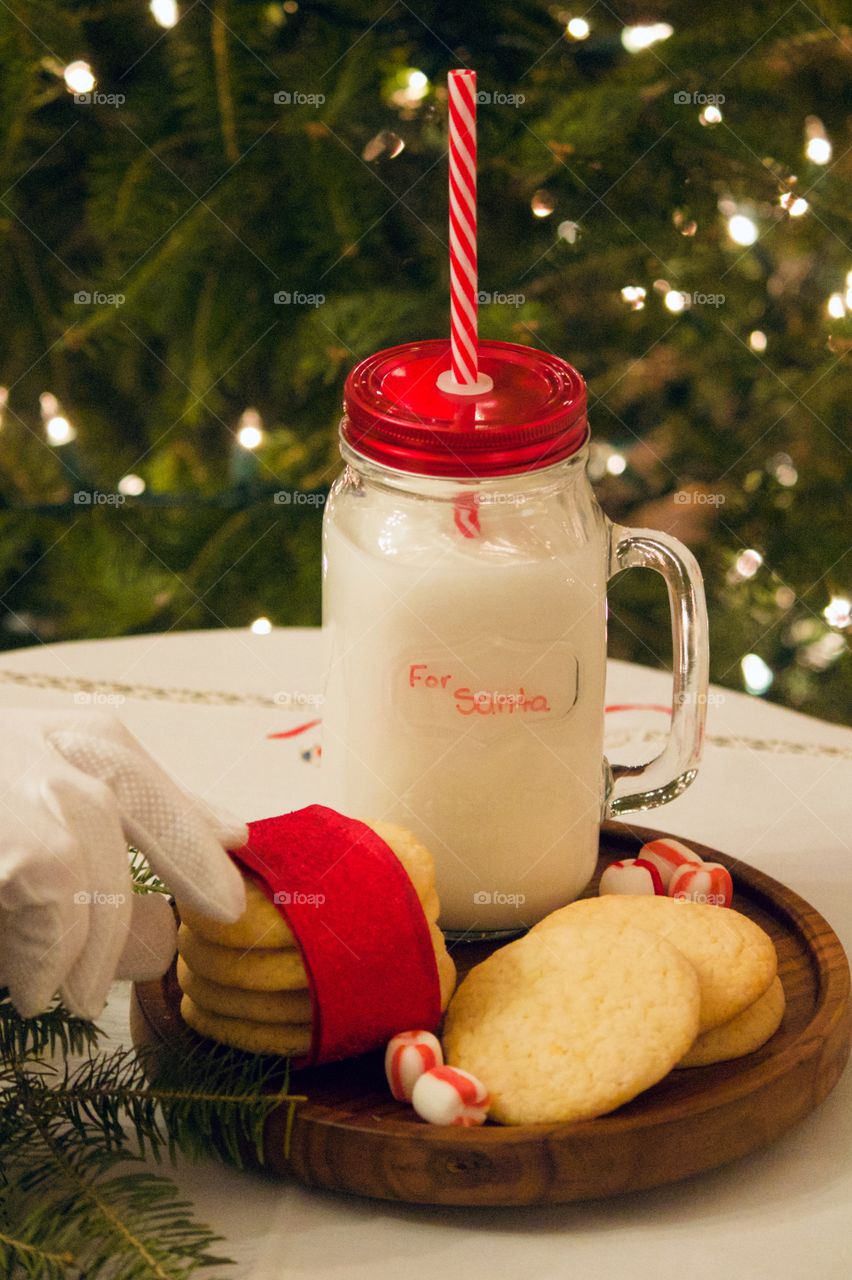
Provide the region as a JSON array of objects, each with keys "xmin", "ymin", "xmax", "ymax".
[
  {"xmin": 566, "ymin": 18, "xmax": 591, "ymax": 40},
  {"xmin": 805, "ymin": 136, "xmax": 831, "ymax": 164},
  {"xmin": 741, "ymin": 653, "xmax": 773, "ymax": 695},
  {"xmin": 362, "ymin": 130, "xmax": 405, "ymax": 162},
  {"xmin": 673, "ymin": 211, "xmax": 697, "ymax": 236},
  {"xmin": 40, "ymin": 393, "xmax": 76, "ymax": 445},
  {"xmin": 118, "ymin": 473, "xmax": 146, "ymax": 496},
  {"xmin": 621, "ymin": 23, "xmax": 673, "ymax": 52},
  {"xmin": 45, "ymin": 416, "xmax": 75, "ymax": 445},
  {"xmin": 531, "ymin": 190, "xmax": 556, "ymax": 217},
  {"xmin": 800, "ymin": 632, "xmax": 846, "ymax": 671},
  {"xmin": 826, "ymin": 292, "xmax": 846, "ymax": 319},
  {"xmin": 804, "ymin": 116, "xmax": 831, "ymax": 165},
  {"xmin": 767, "ymin": 452, "xmax": 797, "ymax": 486},
  {"xmin": 250, "ymin": 616, "xmax": 273, "ymax": 635},
  {"xmin": 663, "ymin": 289, "xmax": 688, "ymax": 313},
  {"xmin": 606, "ymin": 452, "xmax": 627, "ymax": 475},
  {"xmin": 63, "ymin": 61, "xmax": 96, "ymax": 94},
  {"xmin": 823, "ymin": 596, "xmax": 851, "ymax": 630},
  {"xmin": 727, "ymin": 214, "xmax": 758, "ymax": 246},
  {"xmin": 236, "ymin": 408, "xmax": 264, "ymax": 450},
  {"xmin": 0, "ymin": 387, "xmax": 7, "ymax": 429},
  {"xmin": 620, "ymin": 284, "xmax": 646, "ymax": 311},
  {"xmin": 734, "ymin": 549, "xmax": 762, "ymax": 580},
  {"xmin": 149, "ymin": 0, "xmax": 179, "ymax": 26},
  {"xmin": 779, "ymin": 192, "xmax": 809, "ymax": 217},
  {"xmin": 389, "ymin": 69, "xmax": 430, "ymax": 107},
  {"xmin": 557, "ymin": 220, "xmax": 580, "ymax": 243},
  {"xmin": 749, "ymin": 330, "xmax": 767, "ymax": 353},
  {"xmin": 698, "ymin": 105, "xmax": 722, "ymax": 126}
]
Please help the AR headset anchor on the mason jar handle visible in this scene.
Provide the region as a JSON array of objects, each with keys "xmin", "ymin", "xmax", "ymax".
[{"xmin": 605, "ymin": 524, "xmax": 710, "ymax": 817}]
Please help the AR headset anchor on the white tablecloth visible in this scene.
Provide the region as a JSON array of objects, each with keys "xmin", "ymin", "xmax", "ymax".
[{"xmin": 1, "ymin": 630, "xmax": 850, "ymax": 1280}]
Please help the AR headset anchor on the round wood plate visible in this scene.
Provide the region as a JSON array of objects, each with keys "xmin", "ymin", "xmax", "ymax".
[{"xmin": 131, "ymin": 821, "xmax": 851, "ymax": 1206}]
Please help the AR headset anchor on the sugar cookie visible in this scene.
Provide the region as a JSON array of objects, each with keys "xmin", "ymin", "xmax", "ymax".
[
  {"xmin": 180, "ymin": 994, "xmax": 313, "ymax": 1056},
  {"xmin": 176, "ymin": 956, "xmax": 313, "ymax": 1023},
  {"xmin": 533, "ymin": 895, "xmax": 777, "ymax": 1031},
  {"xmin": 177, "ymin": 924, "xmax": 309, "ymax": 991},
  {"xmin": 443, "ymin": 922, "xmax": 701, "ymax": 1125},
  {"xmin": 679, "ymin": 975, "xmax": 785, "ymax": 1067}
]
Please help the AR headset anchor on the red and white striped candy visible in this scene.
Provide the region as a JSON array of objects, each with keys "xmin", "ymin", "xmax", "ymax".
[
  {"xmin": 385, "ymin": 1030, "xmax": 443, "ymax": 1102},
  {"xmin": 638, "ymin": 838, "xmax": 702, "ymax": 890},
  {"xmin": 669, "ymin": 861, "xmax": 733, "ymax": 909},
  {"xmin": 448, "ymin": 69, "xmax": 479, "ymax": 387},
  {"xmin": 599, "ymin": 858, "xmax": 664, "ymax": 897},
  {"xmin": 411, "ymin": 1065, "xmax": 490, "ymax": 1127}
]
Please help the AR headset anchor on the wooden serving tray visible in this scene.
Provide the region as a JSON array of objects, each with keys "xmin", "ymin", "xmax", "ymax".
[{"xmin": 131, "ymin": 822, "xmax": 851, "ymax": 1206}]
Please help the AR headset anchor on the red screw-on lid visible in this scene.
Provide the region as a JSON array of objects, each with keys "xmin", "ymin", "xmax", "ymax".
[{"xmin": 342, "ymin": 339, "xmax": 588, "ymax": 478}]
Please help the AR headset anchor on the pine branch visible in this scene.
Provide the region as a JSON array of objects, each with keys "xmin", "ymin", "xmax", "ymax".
[
  {"xmin": 34, "ymin": 1039, "xmax": 304, "ymax": 1165},
  {"xmin": 1, "ymin": 862, "xmax": 304, "ymax": 1279},
  {"xmin": 210, "ymin": 1, "xmax": 240, "ymax": 165},
  {"xmin": 0, "ymin": 1225, "xmax": 72, "ymax": 1280},
  {"xmin": 0, "ymin": 989, "xmax": 99, "ymax": 1064},
  {"xmin": 3, "ymin": 1029, "xmax": 305, "ymax": 1169},
  {"xmin": 128, "ymin": 847, "xmax": 168, "ymax": 897},
  {"xmin": 144, "ymin": 1040, "xmax": 306, "ymax": 1167},
  {"xmin": 1, "ymin": 1028, "xmax": 305, "ymax": 1277},
  {"xmin": 4, "ymin": 1101, "xmax": 229, "ymax": 1280}
]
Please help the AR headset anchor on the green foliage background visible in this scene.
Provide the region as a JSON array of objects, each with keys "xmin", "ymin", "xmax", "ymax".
[{"xmin": 0, "ymin": 0, "xmax": 849, "ymax": 721}]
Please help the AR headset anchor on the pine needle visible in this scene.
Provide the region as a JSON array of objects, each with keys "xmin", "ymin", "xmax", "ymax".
[
  {"xmin": 0, "ymin": 989, "xmax": 99, "ymax": 1063},
  {"xmin": 128, "ymin": 846, "xmax": 169, "ymax": 896},
  {"xmin": 1, "ymin": 986, "xmax": 306, "ymax": 1277}
]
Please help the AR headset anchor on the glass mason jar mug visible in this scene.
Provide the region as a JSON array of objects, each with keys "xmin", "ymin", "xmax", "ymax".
[{"xmin": 322, "ymin": 340, "xmax": 709, "ymax": 937}]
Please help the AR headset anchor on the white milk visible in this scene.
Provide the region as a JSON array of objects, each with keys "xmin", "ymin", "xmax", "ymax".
[{"xmin": 322, "ymin": 475, "xmax": 609, "ymax": 933}]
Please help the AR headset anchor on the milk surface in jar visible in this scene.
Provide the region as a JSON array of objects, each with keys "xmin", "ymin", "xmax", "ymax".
[{"xmin": 323, "ymin": 394, "xmax": 607, "ymax": 932}]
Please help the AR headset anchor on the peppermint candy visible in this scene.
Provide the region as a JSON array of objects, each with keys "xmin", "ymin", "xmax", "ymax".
[
  {"xmin": 599, "ymin": 857, "xmax": 664, "ymax": 896},
  {"xmin": 411, "ymin": 1065, "xmax": 490, "ymax": 1127},
  {"xmin": 638, "ymin": 837, "xmax": 703, "ymax": 890},
  {"xmin": 669, "ymin": 861, "xmax": 733, "ymax": 909},
  {"xmin": 385, "ymin": 1030, "xmax": 443, "ymax": 1102}
]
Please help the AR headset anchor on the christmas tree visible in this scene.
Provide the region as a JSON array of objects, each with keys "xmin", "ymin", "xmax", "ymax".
[{"xmin": 0, "ymin": 0, "xmax": 848, "ymax": 721}]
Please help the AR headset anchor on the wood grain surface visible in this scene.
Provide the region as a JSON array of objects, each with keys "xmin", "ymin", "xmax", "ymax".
[{"xmin": 131, "ymin": 822, "xmax": 852, "ymax": 1206}]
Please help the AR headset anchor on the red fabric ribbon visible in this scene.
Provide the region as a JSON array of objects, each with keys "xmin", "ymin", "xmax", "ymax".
[{"xmin": 230, "ymin": 805, "xmax": 442, "ymax": 1066}]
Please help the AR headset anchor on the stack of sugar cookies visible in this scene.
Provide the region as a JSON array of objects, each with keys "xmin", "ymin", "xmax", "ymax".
[
  {"xmin": 444, "ymin": 895, "xmax": 784, "ymax": 1125},
  {"xmin": 175, "ymin": 808, "xmax": 456, "ymax": 1065}
]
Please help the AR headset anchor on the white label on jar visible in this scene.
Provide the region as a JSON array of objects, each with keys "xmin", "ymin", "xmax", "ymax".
[{"xmin": 391, "ymin": 637, "xmax": 578, "ymax": 742}]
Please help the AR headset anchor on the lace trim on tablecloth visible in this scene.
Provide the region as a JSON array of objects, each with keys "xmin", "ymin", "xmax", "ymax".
[{"xmin": 1, "ymin": 668, "xmax": 850, "ymax": 760}]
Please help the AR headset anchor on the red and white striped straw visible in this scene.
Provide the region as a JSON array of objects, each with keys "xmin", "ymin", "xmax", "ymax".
[
  {"xmin": 449, "ymin": 69, "xmax": 478, "ymax": 385},
  {"xmin": 439, "ymin": 69, "xmax": 492, "ymax": 396}
]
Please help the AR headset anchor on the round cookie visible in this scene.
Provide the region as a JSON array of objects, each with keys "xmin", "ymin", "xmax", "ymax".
[
  {"xmin": 179, "ymin": 877, "xmax": 297, "ymax": 949},
  {"xmin": 428, "ymin": 920, "xmax": 458, "ymax": 1011},
  {"xmin": 533, "ymin": 896, "xmax": 777, "ymax": 1032},
  {"xmin": 176, "ymin": 826, "xmax": 440, "ymax": 950},
  {"xmin": 443, "ymin": 922, "xmax": 701, "ymax": 1125},
  {"xmin": 180, "ymin": 994, "xmax": 313, "ymax": 1056},
  {"xmin": 364, "ymin": 820, "xmax": 436, "ymax": 903},
  {"xmin": 176, "ymin": 956, "xmax": 313, "ymax": 1024},
  {"xmin": 177, "ymin": 924, "xmax": 309, "ymax": 991},
  {"xmin": 177, "ymin": 920, "xmax": 456, "ymax": 1010},
  {"xmin": 419, "ymin": 887, "xmax": 441, "ymax": 924},
  {"xmin": 679, "ymin": 975, "xmax": 785, "ymax": 1067}
]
